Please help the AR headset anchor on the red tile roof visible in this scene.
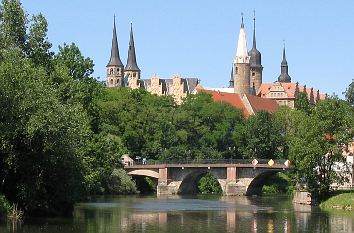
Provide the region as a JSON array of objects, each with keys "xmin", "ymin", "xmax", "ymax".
[
  {"xmin": 257, "ymin": 82, "xmax": 326, "ymax": 101},
  {"xmin": 198, "ymin": 89, "xmax": 250, "ymax": 117},
  {"xmin": 244, "ymin": 94, "xmax": 279, "ymax": 113}
]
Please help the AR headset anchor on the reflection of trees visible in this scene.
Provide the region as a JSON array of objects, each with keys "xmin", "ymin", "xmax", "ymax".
[{"xmin": 71, "ymin": 196, "xmax": 354, "ymax": 233}]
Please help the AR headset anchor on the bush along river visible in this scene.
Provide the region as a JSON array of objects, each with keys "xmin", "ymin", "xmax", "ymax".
[{"xmin": 1, "ymin": 195, "xmax": 354, "ymax": 233}]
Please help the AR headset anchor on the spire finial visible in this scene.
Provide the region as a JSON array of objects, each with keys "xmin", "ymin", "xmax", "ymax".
[
  {"xmin": 241, "ymin": 12, "xmax": 244, "ymax": 28},
  {"xmin": 125, "ymin": 21, "xmax": 140, "ymax": 72},
  {"xmin": 107, "ymin": 15, "xmax": 123, "ymax": 67},
  {"xmin": 252, "ymin": 10, "xmax": 256, "ymax": 49}
]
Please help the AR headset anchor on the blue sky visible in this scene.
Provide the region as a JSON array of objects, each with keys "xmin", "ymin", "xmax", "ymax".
[{"xmin": 22, "ymin": 1, "xmax": 354, "ymax": 97}]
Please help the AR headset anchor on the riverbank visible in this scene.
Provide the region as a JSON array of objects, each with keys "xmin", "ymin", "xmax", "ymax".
[{"xmin": 320, "ymin": 192, "xmax": 354, "ymax": 210}]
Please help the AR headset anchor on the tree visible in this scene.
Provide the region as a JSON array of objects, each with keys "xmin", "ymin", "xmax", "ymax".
[
  {"xmin": 0, "ymin": 0, "xmax": 26, "ymax": 51},
  {"xmin": 0, "ymin": 50, "xmax": 90, "ymax": 216},
  {"xmin": 344, "ymin": 79, "xmax": 354, "ymax": 105},
  {"xmin": 295, "ymin": 91, "xmax": 311, "ymax": 114},
  {"xmin": 288, "ymin": 97, "xmax": 354, "ymax": 200},
  {"xmin": 26, "ymin": 14, "xmax": 53, "ymax": 69},
  {"xmin": 235, "ymin": 111, "xmax": 282, "ymax": 159},
  {"xmin": 54, "ymin": 43, "xmax": 94, "ymax": 80}
]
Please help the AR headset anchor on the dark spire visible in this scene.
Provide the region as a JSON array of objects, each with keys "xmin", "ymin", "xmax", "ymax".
[
  {"xmin": 249, "ymin": 10, "xmax": 262, "ymax": 68},
  {"xmin": 125, "ymin": 23, "xmax": 140, "ymax": 71},
  {"xmin": 229, "ymin": 66, "xmax": 234, "ymax": 88},
  {"xmin": 278, "ymin": 45, "xmax": 291, "ymax": 82},
  {"xmin": 316, "ymin": 89, "xmax": 320, "ymax": 103},
  {"xmin": 309, "ymin": 88, "xmax": 315, "ymax": 105},
  {"xmin": 107, "ymin": 16, "xmax": 123, "ymax": 67}
]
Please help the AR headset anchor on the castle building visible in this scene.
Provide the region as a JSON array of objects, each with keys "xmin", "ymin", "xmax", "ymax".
[
  {"xmin": 227, "ymin": 15, "xmax": 325, "ymax": 109},
  {"xmin": 105, "ymin": 18, "xmax": 199, "ymax": 104},
  {"xmin": 232, "ymin": 15, "xmax": 262, "ymax": 96}
]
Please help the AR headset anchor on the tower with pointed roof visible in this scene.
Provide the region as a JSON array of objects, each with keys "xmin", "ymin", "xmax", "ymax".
[
  {"xmin": 106, "ymin": 17, "xmax": 124, "ymax": 87},
  {"xmin": 249, "ymin": 12, "xmax": 263, "ymax": 92},
  {"xmin": 277, "ymin": 46, "xmax": 291, "ymax": 83},
  {"xmin": 125, "ymin": 23, "xmax": 141, "ymax": 89},
  {"xmin": 233, "ymin": 15, "xmax": 251, "ymax": 96}
]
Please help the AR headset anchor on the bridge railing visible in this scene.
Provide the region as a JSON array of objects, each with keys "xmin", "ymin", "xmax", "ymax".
[{"xmin": 132, "ymin": 159, "xmax": 287, "ymax": 166}]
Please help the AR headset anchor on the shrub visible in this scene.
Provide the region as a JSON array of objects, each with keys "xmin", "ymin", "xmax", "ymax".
[
  {"xmin": 197, "ymin": 173, "xmax": 222, "ymax": 194},
  {"xmin": 0, "ymin": 194, "xmax": 10, "ymax": 217},
  {"xmin": 105, "ymin": 169, "xmax": 138, "ymax": 194}
]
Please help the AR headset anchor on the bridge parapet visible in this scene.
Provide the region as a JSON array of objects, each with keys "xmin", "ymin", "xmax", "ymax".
[
  {"xmin": 130, "ymin": 159, "xmax": 289, "ymax": 166},
  {"xmin": 123, "ymin": 159, "xmax": 291, "ymax": 196}
]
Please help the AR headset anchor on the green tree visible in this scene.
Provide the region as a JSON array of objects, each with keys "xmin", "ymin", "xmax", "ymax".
[
  {"xmin": 26, "ymin": 14, "xmax": 53, "ymax": 69},
  {"xmin": 288, "ymin": 97, "xmax": 354, "ymax": 200},
  {"xmin": 0, "ymin": 51, "xmax": 90, "ymax": 216},
  {"xmin": 0, "ymin": 0, "xmax": 26, "ymax": 51},
  {"xmin": 344, "ymin": 79, "xmax": 354, "ymax": 105},
  {"xmin": 235, "ymin": 111, "xmax": 282, "ymax": 159},
  {"xmin": 54, "ymin": 43, "xmax": 94, "ymax": 80},
  {"xmin": 295, "ymin": 91, "xmax": 311, "ymax": 113}
]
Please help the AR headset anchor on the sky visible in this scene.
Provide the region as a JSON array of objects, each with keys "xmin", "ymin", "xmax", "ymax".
[{"xmin": 21, "ymin": 1, "xmax": 354, "ymax": 97}]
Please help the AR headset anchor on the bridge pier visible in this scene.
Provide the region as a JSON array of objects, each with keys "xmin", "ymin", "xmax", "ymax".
[
  {"xmin": 124, "ymin": 161, "xmax": 289, "ymax": 196},
  {"xmin": 225, "ymin": 167, "xmax": 247, "ymax": 195}
]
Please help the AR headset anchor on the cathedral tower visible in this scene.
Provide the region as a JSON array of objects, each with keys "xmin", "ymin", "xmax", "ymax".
[
  {"xmin": 277, "ymin": 46, "xmax": 291, "ymax": 82},
  {"xmin": 249, "ymin": 13, "xmax": 263, "ymax": 92},
  {"xmin": 233, "ymin": 15, "xmax": 251, "ymax": 96},
  {"xmin": 125, "ymin": 23, "xmax": 141, "ymax": 88},
  {"xmin": 106, "ymin": 17, "xmax": 124, "ymax": 87}
]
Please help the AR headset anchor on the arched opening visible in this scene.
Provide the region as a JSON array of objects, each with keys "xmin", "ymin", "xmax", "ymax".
[
  {"xmin": 178, "ymin": 171, "xmax": 222, "ymax": 195},
  {"xmin": 246, "ymin": 171, "xmax": 291, "ymax": 196},
  {"xmin": 132, "ymin": 175, "xmax": 158, "ymax": 194}
]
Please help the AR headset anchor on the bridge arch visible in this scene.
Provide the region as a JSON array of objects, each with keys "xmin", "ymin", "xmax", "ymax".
[
  {"xmin": 245, "ymin": 170, "xmax": 281, "ymax": 195},
  {"xmin": 177, "ymin": 169, "xmax": 226, "ymax": 194},
  {"xmin": 127, "ymin": 169, "xmax": 160, "ymax": 179}
]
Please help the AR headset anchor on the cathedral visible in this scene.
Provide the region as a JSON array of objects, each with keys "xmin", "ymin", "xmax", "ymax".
[
  {"xmin": 105, "ymin": 19, "xmax": 199, "ymax": 104},
  {"xmin": 105, "ymin": 16, "xmax": 325, "ymax": 108},
  {"xmin": 208, "ymin": 14, "xmax": 325, "ymax": 109}
]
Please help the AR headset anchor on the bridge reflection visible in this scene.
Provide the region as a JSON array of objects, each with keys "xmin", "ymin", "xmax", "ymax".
[{"xmin": 73, "ymin": 196, "xmax": 352, "ymax": 233}]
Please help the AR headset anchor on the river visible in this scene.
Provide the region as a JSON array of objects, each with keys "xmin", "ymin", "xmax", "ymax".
[{"xmin": 0, "ymin": 195, "xmax": 353, "ymax": 233}]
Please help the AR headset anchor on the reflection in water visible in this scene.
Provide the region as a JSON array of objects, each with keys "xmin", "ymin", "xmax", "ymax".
[{"xmin": 0, "ymin": 195, "xmax": 353, "ymax": 233}]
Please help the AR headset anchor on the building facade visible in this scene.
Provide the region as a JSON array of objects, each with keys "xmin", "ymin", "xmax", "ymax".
[
  {"xmin": 230, "ymin": 15, "xmax": 325, "ymax": 108},
  {"xmin": 105, "ymin": 19, "xmax": 199, "ymax": 104}
]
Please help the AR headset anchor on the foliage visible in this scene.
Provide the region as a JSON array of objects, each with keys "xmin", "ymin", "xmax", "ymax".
[
  {"xmin": 344, "ymin": 79, "xmax": 354, "ymax": 105},
  {"xmin": 320, "ymin": 192, "xmax": 354, "ymax": 210},
  {"xmin": 197, "ymin": 173, "xmax": 222, "ymax": 194},
  {"xmin": 0, "ymin": 51, "xmax": 90, "ymax": 216},
  {"xmin": 82, "ymin": 133, "xmax": 127, "ymax": 194},
  {"xmin": 235, "ymin": 111, "xmax": 282, "ymax": 159},
  {"xmin": 288, "ymin": 97, "xmax": 354, "ymax": 201},
  {"xmin": 0, "ymin": 194, "xmax": 10, "ymax": 217},
  {"xmin": 262, "ymin": 172, "xmax": 292, "ymax": 194},
  {"xmin": 295, "ymin": 91, "xmax": 311, "ymax": 114},
  {"xmin": 105, "ymin": 169, "xmax": 138, "ymax": 194}
]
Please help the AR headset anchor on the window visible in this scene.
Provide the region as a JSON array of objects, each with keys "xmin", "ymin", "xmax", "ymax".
[
  {"xmin": 235, "ymin": 67, "xmax": 238, "ymax": 75},
  {"xmin": 252, "ymin": 72, "xmax": 255, "ymax": 76},
  {"xmin": 117, "ymin": 68, "xmax": 120, "ymax": 74},
  {"xmin": 133, "ymin": 73, "xmax": 136, "ymax": 77},
  {"xmin": 110, "ymin": 68, "xmax": 114, "ymax": 75},
  {"xmin": 110, "ymin": 79, "xmax": 113, "ymax": 84}
]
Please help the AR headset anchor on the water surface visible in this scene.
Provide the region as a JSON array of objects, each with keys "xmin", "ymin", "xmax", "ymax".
[{"xmin": 1, "ymin": 195, "xmax": 353, "ymax": 233}]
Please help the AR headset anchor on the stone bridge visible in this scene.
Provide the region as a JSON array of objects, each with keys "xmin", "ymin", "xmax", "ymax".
[{"xmin": 124, "ymin": 160, "xmax": 291, "ymax": 196}]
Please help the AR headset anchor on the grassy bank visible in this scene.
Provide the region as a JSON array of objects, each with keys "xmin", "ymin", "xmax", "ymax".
[{"xmin": 320, "ymin": 192, "xmax": 354, "ymax": 210}]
